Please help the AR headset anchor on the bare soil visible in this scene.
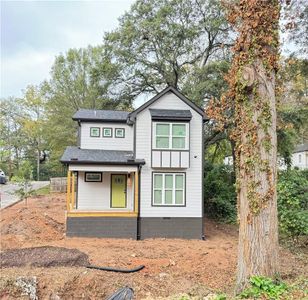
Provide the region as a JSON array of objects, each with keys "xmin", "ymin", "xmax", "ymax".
[
  {"xmin": 0, "ymin": 246, "xmax": 89, "ymax": 268},
  {"xmin": 0, "ymin": 194, "xmax": 307, "ymax": 299}
]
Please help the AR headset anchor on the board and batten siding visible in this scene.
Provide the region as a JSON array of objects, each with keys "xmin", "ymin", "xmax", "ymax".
[
  {"xmin": 80, "ymin": 122, "xmax": 134, "ymax": 150},
  {"xmin": 136, "ymin": 92, "xmax": 203, "ymax": 218},
  {"xmin": 77, "ymin": 172, "xmax": 134, "ymax": 211}
]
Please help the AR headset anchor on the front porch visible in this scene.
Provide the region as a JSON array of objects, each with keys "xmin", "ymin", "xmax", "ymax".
[{"xmin": 66, "ymin": 165, "xmax": 139, "ymax": 218}]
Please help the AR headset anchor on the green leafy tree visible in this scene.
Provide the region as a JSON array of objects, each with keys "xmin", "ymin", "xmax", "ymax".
[
  {"xmin": 19, "ymin": 85, "xmax": 47, "ymax": 181},
  {"xmin": 104, "ymin": 0, "xmax": 233, "ymax": 104},
  {"xmin": 0, "ymin": 97, "xmax": 26, "ymax": 178},
  {"xmin": 42, "ymin": 46, "xmax": 126, "ymax": 174}
]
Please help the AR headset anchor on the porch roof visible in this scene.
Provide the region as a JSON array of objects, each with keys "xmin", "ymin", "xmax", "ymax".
[{"xmin": 60, "ymin": 146, "xmax": 145, "ymax": 165}]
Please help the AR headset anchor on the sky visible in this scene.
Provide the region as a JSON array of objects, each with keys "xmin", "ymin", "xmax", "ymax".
[{"xmin": 1, "ymin": 0, "xmax": 134, "ymax": 99}]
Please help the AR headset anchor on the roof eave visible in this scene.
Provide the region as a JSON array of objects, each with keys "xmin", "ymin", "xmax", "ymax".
[
  {"xmin": 72, "ymin": 118, "xmax": 128, "ymax": 123},
  {"xmin": 60, "ymin": 160, "xmax": 145, "ymax": 166}
]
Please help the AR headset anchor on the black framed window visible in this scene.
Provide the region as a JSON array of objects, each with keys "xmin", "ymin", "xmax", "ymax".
[
  {"xmin": 115, "ymin": 128, "xmax": 125, "ymax": 138},
  {"xmin": 103, "ymin": 127, "xmax": 113, "ymax": 137},
  {"xmin": 85, "ymin": 172, "xmax": 102, "ymax": 182},
  {"xmin": 90, "ymin": 127, "xmax": 100, "ymax": 137}
]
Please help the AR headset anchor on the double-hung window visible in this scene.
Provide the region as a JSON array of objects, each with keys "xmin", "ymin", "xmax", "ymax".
[
  {"xmin": 153, "ymin": 173, "xmax": 185, "ymax": 206},
  {"xmin": 155, "ymin": 123, "xmax": 188, "ymax": 150}
]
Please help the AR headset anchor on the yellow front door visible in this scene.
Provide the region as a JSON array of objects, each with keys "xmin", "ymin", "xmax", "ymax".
[{"xmin": 111, "ymin": 174, "xmax": 127, "ymax": 208}]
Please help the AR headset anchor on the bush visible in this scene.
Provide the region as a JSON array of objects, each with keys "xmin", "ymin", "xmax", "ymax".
[
  {"xmin": 240, "ymin": 276, "xmax": 288, "ymax": 299},
  {"xmin": 204, "ymin": 162, "xmax": 237, "ymax": 222},
  {"xmin": 204, "ymin": 164, "xmax": 308, "ymax": 242},
  {"xmin": 277, "ymin": 169, "xmax": 308, "ymax": 241}
]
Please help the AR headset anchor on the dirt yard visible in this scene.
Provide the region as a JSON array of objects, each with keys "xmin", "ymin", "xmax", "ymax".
[{"xmin": 0, "ymin": 194, "xmax": 307, "ymax": 299}]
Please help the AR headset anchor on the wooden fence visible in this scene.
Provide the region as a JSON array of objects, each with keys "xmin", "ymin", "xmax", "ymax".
[{"xmin": 50, "ymin": 177, "xmax": 67, "ymax": 193}]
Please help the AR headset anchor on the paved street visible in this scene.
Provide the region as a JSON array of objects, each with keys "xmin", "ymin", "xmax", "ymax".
[{"xmin": 0, "ymin": 181, "xmax": 50, "ymax": 209}]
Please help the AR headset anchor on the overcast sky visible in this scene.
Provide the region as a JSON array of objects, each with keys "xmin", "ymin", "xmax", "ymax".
[{"xmin": 1, "ymin": 0, "xmax": 134, "ymax": 99}]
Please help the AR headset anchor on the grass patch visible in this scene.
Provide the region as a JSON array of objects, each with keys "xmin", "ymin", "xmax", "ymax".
[{"xmin": 35, "ymin": 185, "xmax": 50, "ymax": 196}]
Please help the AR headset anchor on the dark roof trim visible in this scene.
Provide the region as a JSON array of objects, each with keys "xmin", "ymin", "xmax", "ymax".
[
  {"xmin": 149, "ymin": 109, "xmax": 192, "ymax": 122},
  {"xmin": 72, "ymin": 118, "xmax": 128, "ymax": 123},
  {"xmin": 60, "ymin": 160, "xmax": 145, "ymax": 166},
  {"xmin": 128, "ymin": 86, "xmax": 206, "ymax": 120},
  {"xmin": 151, "ymin": 117, "xmax": 192, "ymax": 121}
]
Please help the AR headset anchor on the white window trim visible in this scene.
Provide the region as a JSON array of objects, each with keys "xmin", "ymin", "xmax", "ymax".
[
  {"xmin": 152, "ymin": 173, "xmax": 185, "ymax": 206},
  {"xmin": 153, "ymin": 122, "xmax": 189, "ymax": 150}
]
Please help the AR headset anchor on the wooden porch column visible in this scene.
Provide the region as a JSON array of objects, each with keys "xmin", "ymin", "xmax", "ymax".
[
  {"xmin": 71, "ymin": 172, "xmax": 75, "ymax": 210},
  {"xmin": 134, "ymin": 171, "xmax": 139, "ymax": 213},
  {"xmin": 66, "ymin": 171, "xmax": 71, "ymax": 211}
]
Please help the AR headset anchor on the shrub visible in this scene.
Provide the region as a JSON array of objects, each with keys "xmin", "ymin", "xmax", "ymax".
[
  {"xmin": 277, "ymin": 169, "xmax": 308, "ymax": 242},
  {"xmin": 204, "ymin": 162, "xmax": 237, "ymax": 222},
  {"xmin": 240, "ymin": 276, "xmax": 288, "ymax": 300}
]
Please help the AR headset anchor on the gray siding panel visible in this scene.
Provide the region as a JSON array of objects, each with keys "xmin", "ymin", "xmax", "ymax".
[
  {"xmin": 67, "ymin": 217, "xmax": 137, "ymax": 239},
  {"xmin": 140, "ymin": 217, "xmax": 203, "ymax": 239}
]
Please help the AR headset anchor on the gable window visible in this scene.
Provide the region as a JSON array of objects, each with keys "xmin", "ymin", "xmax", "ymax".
[
  {"xmin": 90, "ymin": 127, "xmax": 100, "ymax": 137},
  {"xmin": 153, "ymin": 173, "xmax": 185, "ymax": 206},
  {"xmin": 103, "ymin": 127, "xmax": 113, "ymax": 137},
  {"xmin": 115, "ymin": 128, "xmax": 125, "ymax": 138},
  {"xmin": 154, "ymin": 123, "xmax": 188, "ymax": 150}
]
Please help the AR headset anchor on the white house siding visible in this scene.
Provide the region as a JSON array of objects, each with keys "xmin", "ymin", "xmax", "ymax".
[
  {"xmin": 80, "ymin": 122, "xmax": 134, "ymax": 150},
  {"xmin": 76, "ymin": 171, "xmax": 135, "ymax": 211},
  {"xmin": 135, "ymin": 92, "xmax": 203, "ymax": 218}
]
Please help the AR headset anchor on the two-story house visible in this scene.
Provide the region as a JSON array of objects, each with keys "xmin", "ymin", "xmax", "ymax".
[{"xmin": 61, "ymin": 86, "xmax": 206, "ymax": 239}]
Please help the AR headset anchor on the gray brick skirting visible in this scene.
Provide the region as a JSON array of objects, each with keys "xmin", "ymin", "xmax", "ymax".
[
  {"xmin": 66, "ymin": 216, "xmax": 203, "ymax": 239},
  {"xmin": 139, "ymin": 217, "xmax": 203, "ymax": 239},
  {"xmin": 66, "ymin": 217, "xmax": 137, "ymax": 239}
]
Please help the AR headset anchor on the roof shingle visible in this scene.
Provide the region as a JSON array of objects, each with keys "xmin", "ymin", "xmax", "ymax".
[
  {"xmin": 294, "ymin": 143, "xmax": 308, "ymax": 153},
  {"xmin": 60, "ymin": 146, "xmax": 145, "ymax": 165},
  {"xmin": 72, "ymin": 109, "xmax": 130, "ymax": 122}
]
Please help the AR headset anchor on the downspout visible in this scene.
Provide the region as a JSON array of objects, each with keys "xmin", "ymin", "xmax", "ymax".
[{"xmin": 136, "ymin": 165, "xmax": 142, "ymax": 240}]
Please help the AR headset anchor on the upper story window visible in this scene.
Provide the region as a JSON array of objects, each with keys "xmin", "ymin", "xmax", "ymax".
[
  {"xmin": 154, "ymin": 123, "xmax": 188, "ymax": 150},
  {"xmin": 115, "ymin": 128, "xmax": 125, "ymax": 138},
  {"xmin": 90, "ymin": 127, "xmax": 100, "ymax": 137},
  {"xmin": 103, "ymin": 127, "xmax": 113, "ymax": 137}
]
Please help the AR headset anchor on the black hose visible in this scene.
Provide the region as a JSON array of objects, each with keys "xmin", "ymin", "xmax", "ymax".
[{"xmin": 86, "ymin": 264, "xmax": 145, "ymax": 273}]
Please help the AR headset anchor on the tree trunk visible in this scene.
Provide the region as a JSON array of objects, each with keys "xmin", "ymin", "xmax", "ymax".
[
  {"xmin": 37, "ymin": 149, "xmax": 40, "ymax": 181},
  {"xmin": 236, "ymin": 62, "xmax": 279, "ymax": 291}
]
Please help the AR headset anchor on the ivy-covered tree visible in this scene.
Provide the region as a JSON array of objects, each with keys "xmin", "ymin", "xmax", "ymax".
[{"xmin": 208, "ymin": 0, "xmax": 283, "ymax": 291}]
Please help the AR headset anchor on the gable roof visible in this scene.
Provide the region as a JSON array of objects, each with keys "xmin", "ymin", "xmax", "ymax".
[
  {"xmin": 128, "ymin": 86, "xmax": 206, "ymax": 121},
  {"xmin": 60, "ymin": 146, "xmax": 145, "ymax": 165},
  {"xmin": 73, "ymin": 109, "xmax": 130, "ymax": 123},
  {"xmin": 293, "ymin": 143, "xmax": 308, "ymax": 153},
  {"xmin": 149, "ymin": 109, "xmax": 192, "ymax": 121}
]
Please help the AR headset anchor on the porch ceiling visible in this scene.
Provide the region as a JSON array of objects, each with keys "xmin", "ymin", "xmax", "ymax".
[{"xmin": 68, "ymin": 164, "xmax": 139, "ymax": 172}]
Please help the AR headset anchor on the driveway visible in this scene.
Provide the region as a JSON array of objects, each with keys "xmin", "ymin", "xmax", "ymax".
[{"xmin": 0, "ymin": 181, "xmax": 50, "ymax": 209}]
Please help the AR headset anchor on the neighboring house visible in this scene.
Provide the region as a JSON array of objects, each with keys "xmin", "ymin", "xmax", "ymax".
[
  {"xmin": 224, "ymin": 142, "xmax": 308, "ymax": 170},
  {"xmin": 61, "ymin": 86, "xmax": 206, "ymax": 239},
  {"xmin": 291, "ymin": 143, "xmax": 308, "ymax": 170}
]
